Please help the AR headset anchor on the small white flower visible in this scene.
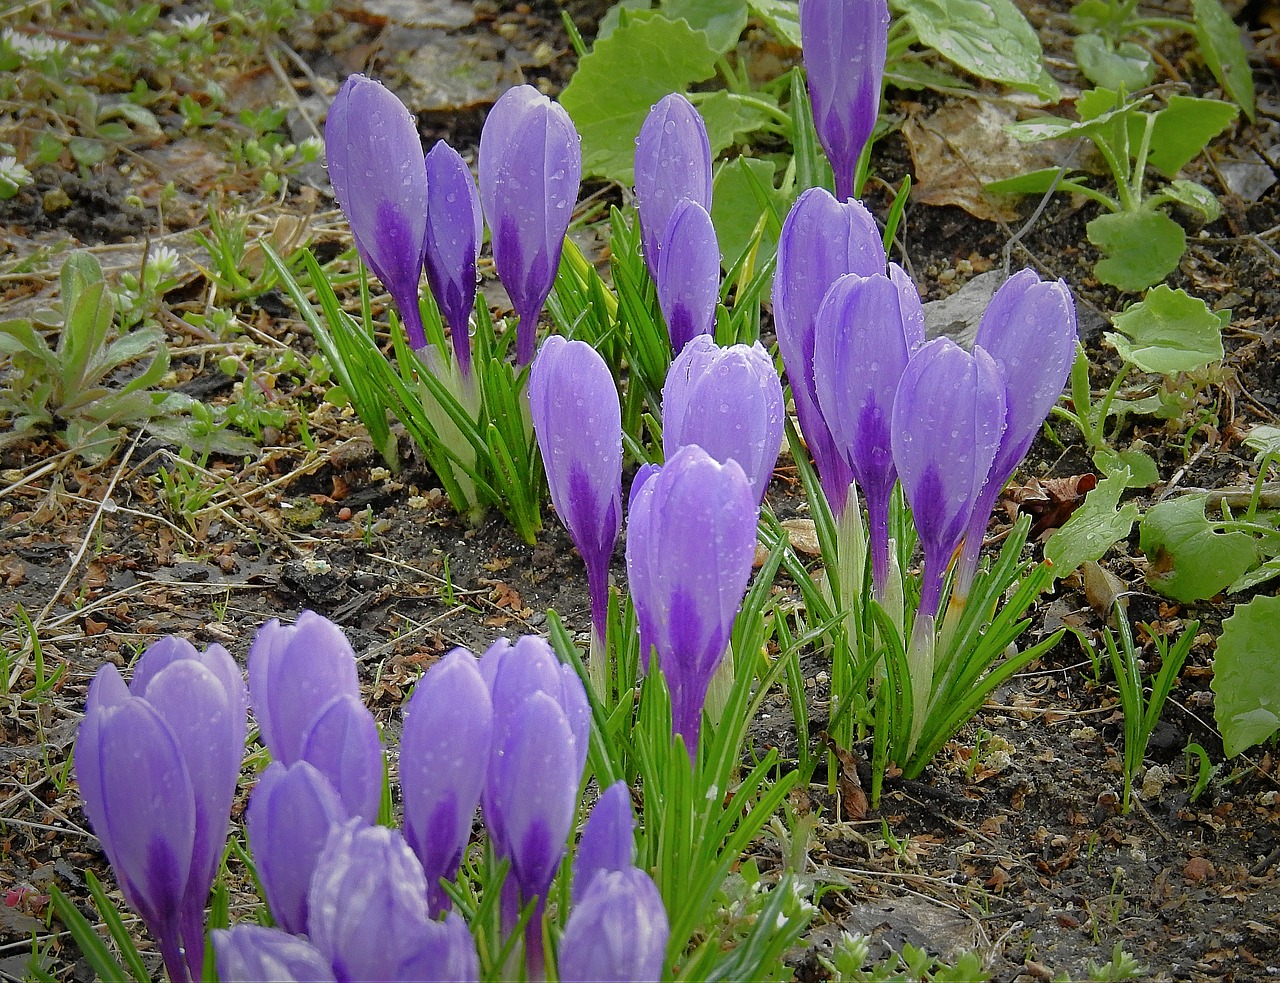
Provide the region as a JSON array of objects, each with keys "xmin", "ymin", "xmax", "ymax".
[
  {"xmin": 149, "ymin": 245, "xmax": 182, "ymax": 276},
  {"xmin": 2, "ymin": 29, "xmax": 66, "ymax": 59},
  {"xmin": 170, "ymin": 12, "xmax": 211, "ymax": 35},
  {"xmin": 0, "ymin": 156, "xmax": 32, "ymax": 199}
]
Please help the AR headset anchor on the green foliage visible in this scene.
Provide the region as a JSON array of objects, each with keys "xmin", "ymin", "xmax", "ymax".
[
  {"xmin": 1105, "ymin": 285, "xmax": 1225, "ymax": 375},
  {"xmin": 1084, "ymin": 942, "xmax": 1148, "ymax": 981},
  {"xmin": 998, "ymin": 87, "xmax": 1237, "ymax": 290},
  {"xmin": 1139, "ymin": 495, "xmax": 1279, "ymax": 601},
  {"xmin": 820, "ymin": 931, "xmax": 992, "ymax": 982},
  {"xmin": 0, "ymin": 251, "xmax": 169, "ymax": 461},
  {"xmin": 1102, "ymin": 607, "xmax": 1197, "ymax": 813},
  {"xmin": 1071, "ymin": 0, "xmax": 1254, "ymax": 119},
  {"xmin": 1044, "ymin": 469, "xmax": 1139, "ymax": 577}
]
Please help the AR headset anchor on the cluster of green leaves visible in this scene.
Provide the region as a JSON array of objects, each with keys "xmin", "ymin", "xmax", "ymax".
[
  {"xmin": 1212, "ymin": 594, "xmax": 1280, "ymax": 757},
  {"xmin": 1071, "ymin": 0, "xmax": 1254, "ymax": 118},
  {"xmin": 994, "ymin": 86, "xmax": 1237, "ymax": 291},
  {"xmin": 0, "ymin": 252, "xmax": 168, "ymax": 462}
]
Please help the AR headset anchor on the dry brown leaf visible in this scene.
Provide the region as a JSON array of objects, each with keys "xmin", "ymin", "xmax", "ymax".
[
  {"xmin": 781, "ymin": 518, "xmax": 821, "ymax": 557},
  {"xmin": 1005, "ymin": 473, "xmax": 1098, "ymax": 540}
]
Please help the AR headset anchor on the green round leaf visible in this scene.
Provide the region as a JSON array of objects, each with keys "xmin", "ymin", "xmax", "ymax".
[
  {"xmin": 1105, "ymin": 284, "xmax": 1225, "ymax": 374},
  {"xmin": 1087, "ymin": 210, "xmax": 1185, "ymax": 292},
  {"xmin": 1212, "ymin": 595, "xmax": 1280, "ymax": 756}
]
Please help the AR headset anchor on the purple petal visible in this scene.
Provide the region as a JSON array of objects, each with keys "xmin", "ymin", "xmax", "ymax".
[
  {"xmin": 559, "ymin": 868, "xmax": 669, "ymax": 983},
  {"xmin": 479, "ymin": 85, "xmax": 581, "ymax": 365},
  {"xmin": 400, "ymin": 648, "xmax": 493, "ymax": 915},
  {"xmin": 248, "ymin": 610, "xmax": 360, "ymax": 766},
  {"xmin": 662, "ymin": 335, "xmax": 784, "ymax": 502},
  {"xmin": 634, "ymin": 93, "xmax": 713, "ymax": 277},
  {"xmin": 529, "ymin": 336, "xmax": 623, "ymax": 637},
  {"xmin": 214, "ymin": 925, "xmax": 337, "ymax": 983},
  {"xmin": 396, "ymin": 912, "xmax": 480, "ymax": 982},
  {"xmin": 246, "ymin": 761, "xmax": 347, "ymax": 935},
  {"xmin": 298, "ymin": 694, "xmax": 383, "ymax": 824},
  {"xmin": 773, "ymin": 188, "xmax": 884, "ymax": 512},
  {"xmin": 656, "ymin": 199, "xmax": 720, "ymax": 353},
  {"xmin": 891, "ymin": 339, "xmax": 1006, "ymax": 617},
  {"xmin": 799, "ymin": 0, "xmax": 890, "ymax": 200},
  {"xmin": 325, "ymin": 75, "xmax": 429, "ymax": 348},
  {"xmin": 424, "ymin": 140, "xmax": 484, "ymax": 375},
  {"xmin": 571, "ymin": 781, "xmax": 636, "ymax": 907},
  {"xmin": 308, "ymin": 822, "xmax": 433, "ymax": 982}
]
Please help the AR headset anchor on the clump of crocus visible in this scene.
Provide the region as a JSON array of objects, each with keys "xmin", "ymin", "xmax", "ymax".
[
  {"xmin": 634, "ymin": 92, "xmax": 713, "ymax": 279},
  {"xmin": 892, "ymin": 338, "xmax": 1006, "ymax": 747},
  {"xmin": 812, "ymin": 265, "xmax": 924, "ymax": 596},
  {"xmin": 570, "ymin": 782, "xmax": 636, "ymax": 907},
  {"xmin": 424, "ymin": 140, "xmax": 484, "ymax": 379},
  {"xmin": 216, "ymin": 823, "xmax": 480, "ymax": 982},
  {"xmin": 799, "ymin": 0, "xmax": 890, "ymax": 200},
  {"xmin": 954, "ymin": 270, "xmax": 1078, "ymax": 600},
  {"xmin": 247, "ymin": 610, "xmax": 382, "ymax": 822},
  {"xmin": 529, "ymin": 336, "xmax": 622, "ymax": 694},
  {"xmin": 479, "ymin": 635, "xmax": 589, "ymax": 975},
  {"xmin": 399, "ymin": 647, "xmax": 493, "ymax": 916},
  {"xmin": 325, "ymin": 75, "xmax": 429, "ymax": 351},
  {"xmin": 773, "ymin": 187, "xmax": 885, "ymax": 518},
  {"xmin": 662, "ymin": 335, "xmax": 784, "ymax": 503},
  {"xmin": 479, "ymin": 84, "xmax": 582, "ymax": 365},
  {"xmin": 655, "ymin": 198, "xmax": 721, "ymax": 353},
  {"xmin": 626, "ymin": 444, "xmax": 758, "ymax": 756},
  {"xmin": 76, "ymin": 638, "xmax": 246, "ymax": 983},
  {"xmin": 245, "ymin": 760, "xmax": 348, "ymax": 936}
]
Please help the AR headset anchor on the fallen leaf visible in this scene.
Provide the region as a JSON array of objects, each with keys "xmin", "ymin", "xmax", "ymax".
[
  {"xmin": 1082, "ymin": 560, "xmax": 1129, "ymax": 617},
  {"xmin": 1005, "ymin": 473, "xmax": 1098, "ymax": 540},
  {"xmin": 781, "ymin": 518, "xmax": 820, "ymax": 557},
  {"xmin": 1183, "ymin": 856, "xmax": 1216, "ymax": 883}
]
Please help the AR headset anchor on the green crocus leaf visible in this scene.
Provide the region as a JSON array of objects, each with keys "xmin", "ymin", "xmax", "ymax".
[
  {"xmin": 1087, "ymin": 210, "xmax": 1185, "ymax": 292},
  {"xmin": 1192, "ymin": 0, "xmax": 1255, "ymax": 121},
  {"xmin": 1104, "ymin": 284, "xmax": 1224, "ymax": 375},
  {"xmin": 1212, "ymin": 594, "xmax": 1280, "ymax": 756},
  {"xmin": 560, "ymin": 12, "xmax": 720, "ymax": 184},
  {"xmin": 1044, "ymin": 468, "xmax": 1138, "ymax": 578},
  {"xmin": 1139, "ymin": 495, "xmax": 1258, "ymax": 602}
]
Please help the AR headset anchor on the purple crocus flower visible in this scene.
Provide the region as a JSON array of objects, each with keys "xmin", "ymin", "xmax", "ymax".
[
  {"xmin": 296, "ymin": 692, "xmax": 383, "ymax": 824},
  {"xmin": 246, "ymin": 761, "xmax": 348, "ymax": 936},
  {"xmin": 799, "ymin": 0, "xmax": 890, "ymax": 201},
  {"xmin": 248, "ymin": 610, "xmax": 360, "ymax": 766},
  {"xmin": 558, "ymin": 868, "xmax": 669, "ymax": 983},
  {"xmin": 479, "ymin": 84, "xmax": 582, "ymax": 365},
  {"xmin": 424, "ymin": 140, "xmax": 484, "ymax": 378},
  {"xmin": 955, "ymin": 270, "xmax": 1078, "ymax": 597},
  {"xmin": 529, "ymin": 336, "xmax": 622, "ymax": 648},
  {"xmin": 655, "ymin": 198, "xmax": 720, "ymax": 353},
  {"xmin": 478, "ymin": 635, "xmax": 589, "ymax": 975},
  {"xmin": 400, "ymin": 647, "xmax": 493, "ymax": 916},
  {"xmin": 396, "ymin": 912, "xmax": 482, "ymax": 982},
  {"xmin": 77, "ymin": 638, "xmax": 246, "ymax": 983},
  {"xmin": 308, "ymin": 821, "xmax": 478, "ymax": 982},
  {"xmin": 662, "ymin": 335, "xmax": 784, "ymax": 503},
  {"xmin": 213, "ymin": 925, "xmax": 337, "ymax": 983},
  {"xmin": 325, "ymin": 75, "xmax": 429, "ymax": 350},
  {"xmin": 773, "ymin": 187, "xmax": 884, "ymax": 515},
  {"xmin": 625, "ymin": 444, "xmax": 758, "ymax": 756},
  {"xmin": 634, "ymin": 92, "xmax": 713, "ymax": 278},
  {"xmin": 812, "ymin": 265, "xmax": 924, "ymax": 591},
  {"xmin": 571, "ymin": 781, "xmax": 636, "ymax": 907},
  {"xmin": 891, "ymin": 338, "xmax": 1006, "ymax": 624}
]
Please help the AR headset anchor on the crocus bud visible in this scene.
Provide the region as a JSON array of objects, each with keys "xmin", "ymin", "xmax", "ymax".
[
  {"xmin": 424, "ymin": 140, "xmax": 484, "ymax": 378},
  {"xmin": 799, "ymin": 0, "xmax": 890, "ymax": 200},
  {"xmin": 479, "ymin": 635, "xmax": 588, "ymax": 975},
  {"xmin": 400, "ymin": 648, "xmax": 493, "ymax": 916},
  {"xmin": 891, "ymin": 339, "xmax": 1006, "ymax": 623},
  {"xmin": 325, "ymin": 75, "xmax": 429, "ymax": 350},
  {"xmin": 529, "ymin": 336, "xmax": 622, "ymax": 643},
  {"xmin": 558, "ymin": 868, "xmax": 669, "ymax": 983},
  {"xmin": 248, "ymin": 610, "xmax": 360, "ymax": 766},
  {"xmin": 774, "ymin": 188, "xmax": 884, "ymax": 515},
  {"xmin": 297, "ymin": 692, "xmax": 383, "ymax": 824},
  {"xmin": 655, "ymin": 198, "xmax": 720, "ymax": 353},
  {"xmin": 626, "ymin": 444, "xmax": 758, "ymax": 756},
  {"xmin": 396, "ymin": 912, "xmax": 481, "ymax": 982},
  {"xmin": 956, "ymin": 270, "xmax": 1077, "ymax": 596},
  {"xmin": 479, "ymin": 84, "xmax": 582, "ymax": 365},
  {"xmin": 213, "ymin": 925, "xmax": 337, "ymax": 983},
  {"xmin": 812, "ymin": 265, "xmax": 924, "ymax": 591},
  {"xmin": 634, "ymin": 92, "xmax": 713, "ymax": 278},
  {"xmin": 307, "ymin": 821, "xmax": 436, "ymax": 982},
  {"xmin": 662, "ymin": 335, "xmax": 784, "ymax": 503},
  {"xmin": 247, "ymin": 761, "xmax": 347, "ymax": 936},
  {"xmin": 572, "ymin": 781, "xmax": 636, "ymax": 907},
  {"xmin": 77, "ymin": 637, "xmax": 247, "ymax": 983}
]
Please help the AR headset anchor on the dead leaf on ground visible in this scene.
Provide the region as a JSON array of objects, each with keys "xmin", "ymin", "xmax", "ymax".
[
  {"xmin": 1004, "ymin": 473, "xmax": 1098, "ymax": 540},
  {"xmin": 903, "ymin": 100, "xmax": 1078, "ymax": 223},
  {"xmin": 1082, "ymin": 560, "xmax": 1129, "ymax": 618},
  {"xmin": 823, "ymin": 733, "xmax": 869, "ymax": 820}
]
